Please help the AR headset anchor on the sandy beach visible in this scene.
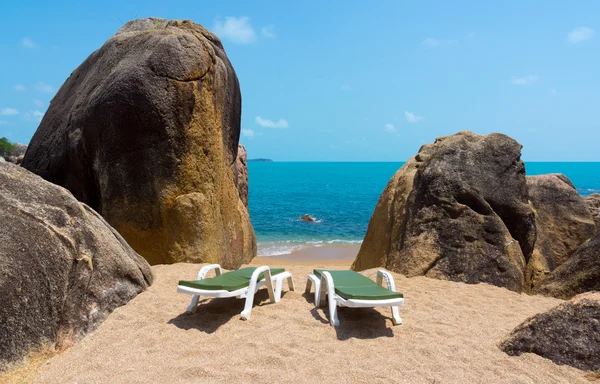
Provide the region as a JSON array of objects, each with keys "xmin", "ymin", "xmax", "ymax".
[
  {"xmin": 6, "ymin": 255, "xmax": 591, "ymax": 384},
  {"xmin": 262, "ymin": 244, "xmax": 360, "ymax": 263}
]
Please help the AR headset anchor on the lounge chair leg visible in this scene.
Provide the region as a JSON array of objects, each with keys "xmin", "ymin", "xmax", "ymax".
[
  {"xmin": 304, "ymin": 278, "xmax": 313, "ymax": 294},
  {"xmin": 274, "ymin": 276, "xmax": 284, "ymax": 303},
  {"xmin": 391, "ymin": 306, "xmax": 402, "ymax": 325},
  {"xmin": 186, "ymin": 295, "xmax": 200, "ymax": 313},
  {"xmin": 241, "ymin": 266, "xmax": 276, "ymax": 320},
  {"xmin": 287, "ymin": 276, "xmax": 295, "ymax": 291},
  {"xmin": 240, "ymin": 294, "xmax": 254, "ymax": 320}
]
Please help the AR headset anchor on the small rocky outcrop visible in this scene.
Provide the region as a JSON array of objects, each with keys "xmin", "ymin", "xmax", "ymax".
[
  {"xmin": 0, "ymin": 163, "xmax": 152, "ymax": 369},
  {"xmin": 234, "ymin": 144, "xmax": 249, "ymax": 207},
  {"xmin": 500, "ymin": 292, "xmax": 600, "ymax": 371},
  {"xmin": 533, "ymin": 232, "xmax": 600, "ymax": 299},
  {"xmin": 300, "ymin": 214, "xmax": 316, "ymax": 222},
  {"xmin": 353, "ymin": 131, "xmax": 536, "ymax": 292},
  {"xmin": 584, "ymin": 193, "xmax": 600, "ymax": 229},
  {"xmin": 22, "ymin": 18, "xmax": 256, "ymax": 267},
  {"xmin": 1, "ymin": 143, "xmax": 27, "ymax": 164},
  {"xmin": 526, "ymin": 174, "xmax": 596, "ymax": 289}
]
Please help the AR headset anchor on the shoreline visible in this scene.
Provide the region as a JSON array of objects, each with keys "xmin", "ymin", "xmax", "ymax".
[{"xmin": 257, "ymin": 244, "xmax": 360, "ymax": 263}]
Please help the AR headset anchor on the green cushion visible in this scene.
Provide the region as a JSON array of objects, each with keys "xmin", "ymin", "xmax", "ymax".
[
  {"xmin": 179, "ymin": 267, "xmax": 285, "ymax": 292},
  {"xmin": 314, "ymin": 269, "xmax": 403, "ymax": 300}
]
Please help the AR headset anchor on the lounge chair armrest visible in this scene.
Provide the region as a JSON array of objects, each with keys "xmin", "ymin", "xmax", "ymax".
[
  {"xmin": 196, "ymin": 264, "xmax": 223, "ymax": 280},
  {"xmin": 318, "ymin": 271, "xmax": 335, "ymax": 307},
  {"xmin": 376, "ymin": 270, "xmax": 398, "ymax": 292},
  {"xmin": 249, "ymin": 266, "xmax": 276, "ymax": 303}
]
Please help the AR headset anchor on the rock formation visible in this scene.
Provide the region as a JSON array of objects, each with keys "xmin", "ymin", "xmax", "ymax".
[
  {"xmin": 584, "ymin": 193, "xmax": 600, "ymax": 229},
  {"xmin": 526, "ymin": 174, "xmax": 596, "ymax": 288},
  {"xmin": 22, "ymin": 18, "xmax": 256, "ymax": 266},
  {"xmin": 300, "ymin": 214, "xmax": 317, "ymax": 222},
  {"xmin": 234, "ymin": 144, "xmax": 249, "ymax": 207},
  {"xmin": 0, "ymin": 162, "xmax": 152, "ymax": 369},
  {"xmin": 352, "ymin": 131, "xmax": 536, "ymax": 292},
  {"xmin": 500, "ymin": 292, "xmax": 600, "ymax": 371},
  {"xmin": 533, "ymin": 232, "xmax": 600, "ymax": 299}
]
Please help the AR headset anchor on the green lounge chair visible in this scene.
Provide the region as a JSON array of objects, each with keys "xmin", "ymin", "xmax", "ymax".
[
  {"xmin": 305, "ymin": 269, "xmax": 404, "ymax": 326},
  {"xmin": 178, "ymin": 264, "xmax": 295, "ymax": 320}
]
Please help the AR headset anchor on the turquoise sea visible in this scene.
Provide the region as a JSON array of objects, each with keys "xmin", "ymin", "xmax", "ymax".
[{"xmin": 249, "ymin": 162, "xmax": 600, "ymax": 256}]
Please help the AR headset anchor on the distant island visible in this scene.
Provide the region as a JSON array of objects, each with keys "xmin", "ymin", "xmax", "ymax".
[{"xmin": 248, "ymin": 158, "xmax": 273, "ymax": 162}]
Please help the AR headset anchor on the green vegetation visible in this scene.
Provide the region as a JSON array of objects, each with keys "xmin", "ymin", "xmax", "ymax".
[{"xmin": 0, "ymin": 137, "xmax": 16, "ymax": 157}]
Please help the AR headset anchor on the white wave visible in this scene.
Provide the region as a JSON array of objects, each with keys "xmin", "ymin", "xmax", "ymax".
[{"xmin": 257, "ymin": 239, "xmax": 363, "ymax": 256}]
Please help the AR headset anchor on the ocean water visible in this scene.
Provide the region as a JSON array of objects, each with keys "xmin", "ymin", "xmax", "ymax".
[{"xmin": 249, "ymin": 162, "xmax": 600, "ymax": 256}]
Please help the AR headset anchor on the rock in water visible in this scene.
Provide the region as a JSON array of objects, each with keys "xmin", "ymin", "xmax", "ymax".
[
  {"xmin": 300, "ymin": 214, "xmax": 316, "ymax": 222},
  {"xmin": 533, "ymin": 232, "xmax": 600, "ymax": 299},
  {"xmin": 352, "ymin": 131, "xmax": 536, "ymax": 292},
  {"xmin": 0, "ymin": 162, "xmax": 152, "ymax": 369},
  {"xmin": 500, "ymin": 292, "xmax": 600, "ymax": 371},
  {"xmin": 21, "ymin": 18, "xmax": 256, "ymax": 266},
  {"xmin": 584, "ymin": 193, "xmax": 600, "ymax": 230},
  {"xmin": 234, "ymin": 144, "xmax": 249, "ymax": 207},
  {"xmin": 526, "ymin": 174, "xmax": 596, "ymax": 288}
]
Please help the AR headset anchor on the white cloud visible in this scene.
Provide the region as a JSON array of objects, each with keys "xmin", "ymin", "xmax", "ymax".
[
  {"xmin": 242, "ymin": 129, "xmax": 255, "ymax": 137},
  {"xmin": 422, "ymin": 38, "xmax": 440, "ymax": 48},
  {"xmin": 550, "ymin": 88, "xmax": 557, "ymax": 96},
  {"xmin": 21, "ymin": 37, "xmax": 36, "ymax": 48},
  {"xmin": 0, "ymin": 108, "xmax": 19, "ymax": 116},
  {"xmin": 511, "ymin": 75, "xmax": 538, "ymax": 85},
  {"xmin": 567, "ymin": 27, "xmax": 595, "ymax": 44},
  {"xmin": 384, "ymin": 123, "xmax": 397, "ymax": 133},
  {"xmin": 261, "ymin": 25, "xmax": 276, "ymax": 39},
  {"xmin": 33, "ymin": 99, "xmax": 45, "ymax": 107},
  {"xmin": 405, "ymin": 111, "xmax": 424, "ymax": 123},
  {"xmin": 213, "ymin": 16, "xmax": 257, "ymax": 44},
  {"xmin": 340, "ymin": 84, "xmax": 352, "ymax": 91},
  {"xmin": 255, "ymin": 116, "xmax": 288, "ymax": 128},
  {"xmin": 14, "ymin": 84, "xmax": 26, "ymax": 91},
  {"xmin": 35, "ymin": 81, "xmax": 55, "ymax": 93},
  {"xmin": 32, "ymin": 110, "xmax": 44, "ymax": 121}
]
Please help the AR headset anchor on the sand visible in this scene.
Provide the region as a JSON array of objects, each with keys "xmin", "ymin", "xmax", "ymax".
[
  {"xmin": 264, "ymin": 244, "xmax": 360, "ymax": 262},
  {"xmin": 23, "ymin": 257, "xmax": 594, "ymax": 384}
]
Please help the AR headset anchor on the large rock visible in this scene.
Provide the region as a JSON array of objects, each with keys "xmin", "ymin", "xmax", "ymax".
[
  {"xmin": 500, "ymin": 292, "xmax": 600, "ymax": 371},
  {"xmin": 352, "ymin": 131, "xmax": 536, "ymax": 292},
  {"xmin": 0, "ymin": 162, "xmax": 152, "ymax": 369},
  {"xmin": 526, "ymin": 174, "xmax": 596, "ymax": 289},
  {"xmin": 22, "ymin": 18, "xmax": 256, "ymax": 266},
  {"xmin": 234, "ymin": 144, "xmax": 248, "ymax": 207},
  {"xmin": 584, "ymin": 193, "xmax": 600, "ymax": 229},
  {"xmin": 533, "ymin": 232, "xmax": 600, "ymax": 299}
]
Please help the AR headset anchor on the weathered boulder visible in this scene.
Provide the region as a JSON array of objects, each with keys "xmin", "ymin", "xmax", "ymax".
[
  {"xmin": 533, "ymin": 232, "xmax": 600, "ymax": 299},
  {"xmin": 352, "ymin": 131, "xmax": 536, "ymax": 292},
  {"xmin": 300, "ymin": 214, "xmax": 316, "ymax": 222},
  {"xmin": 234, "ymin": 144, "xmax": 248, "ymax": 207},
  {"xmin": 0, "ymin": 162, "xmax": 152, "ymax": 369},
  {"xmin": 22, "ymin": 18, "xmax": 256, "ymax": 266},
  {"xmin": 500, "ymin": 292, "xmax": 600, "ymax": 371},
  {"xmin": 526, "ymin": 174, "xmax": 596, "ymax": 289},
  {"xmin": 584, "ymin": 193, "xmax": 600, "ymax": 229}
]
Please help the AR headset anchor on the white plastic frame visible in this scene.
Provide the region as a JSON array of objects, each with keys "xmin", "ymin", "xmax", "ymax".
[
  {"xmin": 305, "ymin": 270, "xmax": 404, "ymax": 326},
  {"xmin": 177, "ymin": 264, "xmax": 295, "ymax": 320}
]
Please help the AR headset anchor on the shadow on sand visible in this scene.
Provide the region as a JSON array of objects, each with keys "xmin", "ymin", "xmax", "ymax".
[
  {"xmin": 303, "ymin": 293, "xmax": 395, "ymax": 340},
  {"xmin": 168, "ymin": 289, "xmax": 275, "ymax": 333}
]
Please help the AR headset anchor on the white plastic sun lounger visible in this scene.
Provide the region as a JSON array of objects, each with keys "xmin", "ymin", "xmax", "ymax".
[
  {"xmin": 177, "ymin": 264, "xmax": 295, "ymax": 320},
  {"xmin": 305, "ymin": 269, "xmax": 404, "ymax": 326}
]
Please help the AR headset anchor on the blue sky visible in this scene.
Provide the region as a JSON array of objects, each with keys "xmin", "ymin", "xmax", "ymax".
[{"xmin": 1, "ymin": 1, "xmax": 598, "ymax": 161}]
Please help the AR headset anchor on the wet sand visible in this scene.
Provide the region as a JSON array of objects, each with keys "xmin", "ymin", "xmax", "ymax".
[
  {"xmin": 261, "ymin": 244, "xmax": 360, "ymax": 263},
  {"xmin": 26, "ymin": 258, "xmax": 592, "ymax": 384}
]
